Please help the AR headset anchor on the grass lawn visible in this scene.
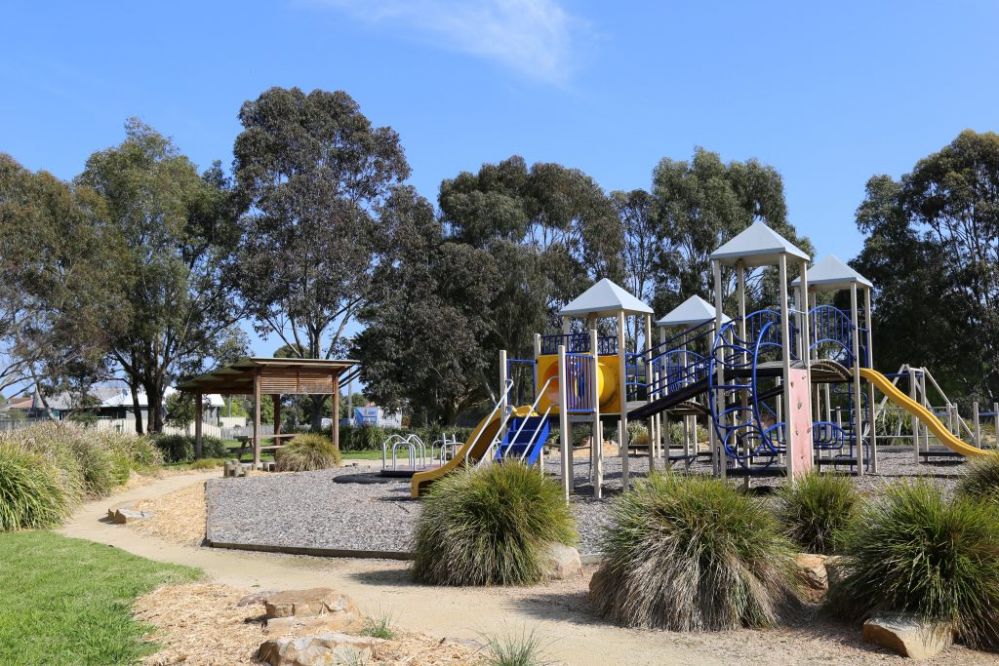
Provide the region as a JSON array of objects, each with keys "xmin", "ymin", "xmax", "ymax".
[
  {"xmin": 341, "ymin": 449, "xmax": 383, "ymax": 460},
  {"xmin": 0, "ymin": 531, "xmax": 201, "ymax": 665}
]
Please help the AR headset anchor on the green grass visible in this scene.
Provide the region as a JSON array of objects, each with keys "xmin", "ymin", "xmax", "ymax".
[
  {"xmin": 590, "ymin": 472, "xmax": 799, "ymax": 630},
  {"xmin": 483, "ymin": 629, "xmax": 551, "ymax": 666},
  {"xmin": 828, "ymin": 481, "xmax": 999, "ymax": 650},
  {"xmin": 955, "ymin": 452, "xmax": 999, "ymax": 506},
  {"xmin": 413, "ymin": 462, "xmax": 576, "ymax": 586},
  {"xmin": 360, "ymin": 612, "xmax": 396, "ymax": 639},
  {"xmin": 0, "ymin": 531, "xmax": 201, "ymax": 665},
  {"xmin": 341, "ymin": 450, "xmax": 384, "ymax": 460},
  {"xmin": 776, "ymin": 471, "xmax": 861, "ymax": 554}
]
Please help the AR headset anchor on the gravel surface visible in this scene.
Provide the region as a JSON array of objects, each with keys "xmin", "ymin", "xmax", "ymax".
[{"xmin": 207, "ymin": 447, "xmax": 970, "ymax": 557}]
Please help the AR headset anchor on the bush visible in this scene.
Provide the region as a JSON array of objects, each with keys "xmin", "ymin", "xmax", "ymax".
[
  {"xmin": 827, "ymin": 481, "xmax": 999, "ymax": 649},
  {"xmin": 152, "ymin": 433, "xmax": 226, "ymax": 463},
  {"xmin": 590, "ymin": 473, "xmax": 799, "ymax": 630},
  {"xmin": 412, "ymin": 462, "xmax": 576, "ymax": 586},
  {"xmin": 627, "ymin": 421, "xmax": 650, "ymax": 446},
  {"xmin": 955, "ymin": 452, "xmax": 999, "ymax": 506},
  {"xmin": 275, "ymin": 433, "xmax": 341, "ymax": 471},
  {"xmin": 0, "ymin": 444, "xmax": 68, "ymax": 530},
  {"xmin": 776, "ymin": 472, "xmax": 860, "ymax": 554}
]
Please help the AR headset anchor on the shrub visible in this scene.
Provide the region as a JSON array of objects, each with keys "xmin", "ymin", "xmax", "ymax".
[
  {"xmin": 0, "ymin": 444, "xmax": 68, "ymax": 530},
  {"xmin": 590, "ymin": 473, "xmax": 799, "ymax": 630},
  {"xmin": 827, "ymin": 481, "xmax": 999, "ymax": 649},
  {"xmin": 484, "ymin": 629, "xmax": 551, "ymax": 666},
  {"xmin": 2, "ymin": 423, "xmax": 86, "ymax": 502},
  {"xmin": 955, "ymin": 452, "xmax": 999, "ymax": 506},
  {"xmin": 412, "ymin": 462, "xmax": 576, "ymax": 586},
  {"xmin": 187, "ymin": 458, "xmax": 226, "ymax": 470},
  {"xmin": 68, "ymin": 435, "xmax": 118, "ymax": 496},
  {"xmin": 776, "ymin": 472, "xmax": 860, "ymax": 554},
  {"xmin": 152, "ymin": 434, "xmax": 226, "ymax": 463},
  {"xmin": 275, "ymin": 433, "xmax": 341, "ymax": 471},
  {"xmin": 627, "ymin": 421, "xmax": 650, "ymax": 446}
]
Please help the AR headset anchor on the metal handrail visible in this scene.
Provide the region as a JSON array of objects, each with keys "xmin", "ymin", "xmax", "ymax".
[
  {"xmin": 483, "ymin": 376, "xmax": 555, "ymax": 464},
  {"xmin": 463, "ymin": 378, "xmax": 516, "ymax": 465},
  {"xmin": 519, "ymin": 405, "xmax": 554, "ymax": 463}
]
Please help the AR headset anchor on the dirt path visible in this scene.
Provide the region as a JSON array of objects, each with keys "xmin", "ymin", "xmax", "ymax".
[{"xmin": 57, "ymin": 473, "xmax": 993, "ymax": 666}]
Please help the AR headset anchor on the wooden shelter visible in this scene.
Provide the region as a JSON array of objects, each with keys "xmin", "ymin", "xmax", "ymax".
[{"xmin": 176, "ymin": 357, "xmax": 358, "ymax": 467}]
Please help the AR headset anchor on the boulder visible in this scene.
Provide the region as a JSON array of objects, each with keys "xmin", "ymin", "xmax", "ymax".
[
  {"xmin": 237, "ymin": 590, "xmax": 278, "ymax": 608},
  {"xmin": 863, "ymin": 612, "xmax": 954, "ymax": 660},
  {"xmin": 795, "ymin": 553, "xmax": 828, "ymax": 590},
  {"xmin": 108, "ymin": 508, "xmax": 153, "ymax": 524},
  {"xmin": 257, "ymin": 633, "xmax": 385, "ymax": 666},
  {"xmin": 824, "ymin": 555, "xmax": 849, "ymax": 588},
  {"xmin": 266, "ymin": 614, "xmax": 362, "ymax": 635},
  {"xmin": 542, "ymin": 543, "xmax": 582, "ymax": 580},
  {"xmin": 262, "ymin": 589, "xmax": 359, "ymax": 621},
  {"xmin": 224, "ymin": 459, "xmax": 247, "ymax": 478}
]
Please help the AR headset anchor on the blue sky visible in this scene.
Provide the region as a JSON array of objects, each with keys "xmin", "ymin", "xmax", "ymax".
[{"xmin": 3, "ymin": 0, "xmax": 998, "ymax": 357}]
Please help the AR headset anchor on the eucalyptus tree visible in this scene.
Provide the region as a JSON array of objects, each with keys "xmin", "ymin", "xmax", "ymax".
[
  {"xmin": 78, "ymin": 120, "xmax": 242, "ymax": 433},
  {"xmin": 232, "ymin": 87, "xmax": 409, "ymax": 428}
]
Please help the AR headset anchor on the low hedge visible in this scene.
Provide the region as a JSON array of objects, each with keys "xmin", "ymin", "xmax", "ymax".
[{"xmin": 151, "ymin": 434, "xmax": 227, "ymax": 463}]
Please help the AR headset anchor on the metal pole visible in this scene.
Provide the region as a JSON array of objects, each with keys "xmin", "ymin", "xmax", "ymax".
[
  {"xmin": 850, "ymin": 282, "xmax": 864, "ymax": 475},
  {"xmin": 591, "ymin": 327, "xmax": 602, "ymax": 498},
  {"xmin": 558, "ymin": 344, "xmax": 570, "ymax": 501},
  {"xmin": 909, "ymin": 367, "xmax": 919, "ymax": 462},
  {"xmin": 974, "ymin": 401, "xmax": 981, "ymax": 448},
  {"xmin": 499, "ymin": 349, "xmax": 509, "ymax": 415},
  {"xmin": 618, "ymin": 310, "xmax": 630, "ymax": 491},
  {"xmin": 864, "ymin": 286, "xmax": 877, "ymax": 472},
  {"xmin": 713, "ymin": 259, "xmax": 726, "ymax": 480},
  {"xmin": 778, "ymin": 254, "xmax": 796, "ymax": 478}
]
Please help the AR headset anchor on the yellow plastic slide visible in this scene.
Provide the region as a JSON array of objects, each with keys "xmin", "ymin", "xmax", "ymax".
[
  {"xmin": 860, "ymin": 368, "xmax": 988, "ymax": 458},
  {"xmin": 410, "ymin": 406, "xmax": 532, "ymax": 497}
]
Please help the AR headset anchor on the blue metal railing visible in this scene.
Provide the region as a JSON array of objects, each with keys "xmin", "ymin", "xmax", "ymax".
[{"xmin": 540, "ymin": 333, "xmax": 618, "ymax": 356}]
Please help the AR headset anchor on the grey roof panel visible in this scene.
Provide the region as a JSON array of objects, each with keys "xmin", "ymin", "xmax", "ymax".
[
  {"xmin": 656, "ymin": 295, "xmax": 731, "ymax": 327},
  {"xmin": 559, "ymin": 278, "xmax": 654, "ymax": 317},
  {"xmin": 792, "ymin": 254, "xmax": 873, "ymax": 290},
  {"xmin": 710, "ymin": 221, "xmax": 810, "ymax": 266}
]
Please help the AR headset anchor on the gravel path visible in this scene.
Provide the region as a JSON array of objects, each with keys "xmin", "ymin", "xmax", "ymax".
[{"xmin": 206, "ymin": 448, "xmax": 970, "ymax": 557}]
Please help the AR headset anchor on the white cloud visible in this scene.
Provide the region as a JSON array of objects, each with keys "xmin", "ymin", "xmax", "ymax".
[{"xmin": 313, "ymin": 0, "xmax": 579, "ymax": 85}]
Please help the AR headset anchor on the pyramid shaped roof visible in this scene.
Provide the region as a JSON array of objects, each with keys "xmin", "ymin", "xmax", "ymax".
[
  {"xmin": 710, "ymin": 221, "xmax": 810, "ymax": 267},
  {"xmin": 792, "ymin": 255, "xmax": 873, "ymax": 291},
  {"xmin": 559, "ymin": 278, "xmax": 654, "ymax": 318},
  {"xmin": 656, "ymin": 295, "xmax": 731, "ymax": 328}
]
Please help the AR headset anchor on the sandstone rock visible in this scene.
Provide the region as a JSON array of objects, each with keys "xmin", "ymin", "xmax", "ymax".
[
  {"xmin": 824, "ymin": 555, "xmax": 849, "ymax": 588},
  {"xmin": 265, "ymin": 614, "xmax": 362, "ymax": 635},
  {"xmin": 258, "ymin": 633, "xmax": 385, "ymax": 666},
  {"xmin": 237, "ymin": 590, "xmax": 278, "ymax": 607},
  {"xmin": 224, "ymin": 459, "xmax": 247, "ymax": 478},
  {"xmin": 863, "ymin": 612, "xmax": 954, "ymax": 660},
  {"xmin": 108, "ymin": 508, "xmax": 153, "ymax": 524},
  {"xmin": 795, "ymin": 553, "xmax": 828, "ymax": 590},
  {"xmin": 542, "ymin": 543, "xmax": 582, "ymax": 580},
  {"xmin": 262, "ymin": 589, "xmax": 359, "ymax": 621}
]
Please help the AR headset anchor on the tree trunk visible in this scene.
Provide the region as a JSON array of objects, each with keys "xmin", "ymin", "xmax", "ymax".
[
  {"xmin": 309, "ymin": 395, "xmax": 324, "ymax": 432},
  {"xmin": 130, "ymin": 379, "xmax": 144, "ymax": 434},
  {"xmin": 143, "ymin": 379, "xmax": 165, "ymax": 434}
]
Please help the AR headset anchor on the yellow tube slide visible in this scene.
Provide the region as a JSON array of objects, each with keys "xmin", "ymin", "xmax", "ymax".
[{"xmin": 860, "ymin": 368, "xmax": 989, "ymax": 458}]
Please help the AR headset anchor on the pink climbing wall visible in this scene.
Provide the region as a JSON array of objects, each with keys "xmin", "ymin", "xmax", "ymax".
[{"xmin": 787, "ymin": 368, "xmax": 813, "ymax": 476}]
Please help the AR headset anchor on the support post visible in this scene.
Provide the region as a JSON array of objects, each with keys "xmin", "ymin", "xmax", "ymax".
[
  {"xmin": 499, "ymin": 349, "xmax": 509, "ymax": 414},
  {"xmin": 618, "ymin": 310, "xmax": 630, "ymax": 490},
  {"xmin": 974, "ymin": 401, "xmax": 981, "ymax": 448},
  {"xmin": 864, "ymin": 286, "xmax": 877, "ymax": 472},
  {"xmin": 253, "ymin": 370, "xmax": 261, "ymax": 469},
  {"xmin": 591, "ymin": 327, "xmax": 602, "ymax": 498},
  {"xmin": 778, "ymin": 255, "xmax": 797, "ymax": 478},
  {"xmin": 332, "ymin": 374, "xmax": 340, "ymax": 451},
  {"xmin": 272, "ymin": 394, "xmax": 282, "ymax": 436},
  {"xmin": 850, "ymin": 282, "xmax": 864, "ymax": 475},
  {"xmin": 909, "ymin": 367, "xmax": 919, "ymax": 463},
  {"xmin": 713, "ymin": 259, "xmax": 726, "ymax": 480},
  {"xmin": 194, "ymin": 393, "xmax": 203, "ymax": 460},
  {"xmin": 644, "ymin": 314, "xmax": 654, "ymax": 473},
  {"xmin": 558, "ymin": 344, "xmax": 571, "ymax": 501}
]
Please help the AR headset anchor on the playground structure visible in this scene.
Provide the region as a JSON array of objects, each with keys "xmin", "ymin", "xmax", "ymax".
[{"xmin": 409, "ymin": 222, "xmax": 995, "ymax": 499}]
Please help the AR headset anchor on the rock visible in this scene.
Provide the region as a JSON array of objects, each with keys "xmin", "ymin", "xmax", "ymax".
[
  {"xmin": 224, "ymin": 459, "xmax": 247, "ymax": 478},
  {"xmin": 237, "ymin": 590, "xmax": 278, "ymax": 607},
  {"xmin": 795, "ymin": 553, "xmax": 828, "ymax": 590},
  {"xmin": 824, "ymin": 555, "xmax": 849, "ymax": 588},
  {"xmin": 257, "ymin": 633, "xmax": 385, "ymax": 666},
  {"xmin": 262, "ymin": 588, "xmax": 359, "ymax": 621},
  {"xmin": 108, "ymin": 508, "xmax": 153, "ymax": 524},
  {"xmin": 863, "ymin": 612, "xmax": 954, "ymax": 659},
  {"xmin": 542, "ymin": 543, "xmax": 582, "ymax": 580},
  {"xmin": 265, "ymin": 614, "xmax": 362, "ymax": 635}
]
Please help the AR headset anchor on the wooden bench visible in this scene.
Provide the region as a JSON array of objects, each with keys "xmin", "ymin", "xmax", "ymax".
[{"xmin": 234, "ymin": 433, "xmax": 297, "ymax": 461}]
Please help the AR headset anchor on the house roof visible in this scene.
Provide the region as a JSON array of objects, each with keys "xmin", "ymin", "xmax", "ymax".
[
  {"xmin": 558, "ymin": 278, "xmax": 654, "ymax": 318},
  {"xmin": 709, "ymin": 222, "xmax": 810, "ymax": 267},
  {"xmin": 791, "ymin": 255, "xmax": 873, "ymax": 291},
  {"xmin": 15, "ymin": 387, "xmax": 226, "ymax": 411},
  {"xmin": 656, "ymin": 295, "xmax": 731, "ymax": 328},
  {"xmin": 176, "ymin": 357, "xmax": 358, "ymax": 394}
]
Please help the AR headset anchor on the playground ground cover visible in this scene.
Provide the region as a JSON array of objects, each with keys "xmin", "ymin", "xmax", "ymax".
[
  {"xmin": 0, "ymin": 531, "xmax": 200, "ymax": 665},
  {"xmin": 205, "ymin": 446, "xmax": 969, "ymax": 558}
]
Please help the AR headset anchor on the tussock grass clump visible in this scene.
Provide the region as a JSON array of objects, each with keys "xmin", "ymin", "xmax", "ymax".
[
  {"xmin": 956, "ymin": 452, "xmax": 999, "ymax": 506},
  {"xmin": 591, "ymin": 473, "xmax": 799, "ymax": 630},
  {"xmin": 828, "ymin": 481, "xmax": 999, "ymax": 650},
  {"xmin": 275, "ymin": 433, "xmax": 341, "ymax": 471},
  {"xmin": 483, "ymin": 629, "xmax": 551, "ymax": 666},
  {"xmin": 776, "ymin": 472, "xmax": 860, "ymax": 554},
  {"xmin": 0, "ymin": 444, "xmax": 68, "ymax": 530},
  {"xmin": 412, "ymin": 462, "xmax": 576, "ymax": 586}
]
